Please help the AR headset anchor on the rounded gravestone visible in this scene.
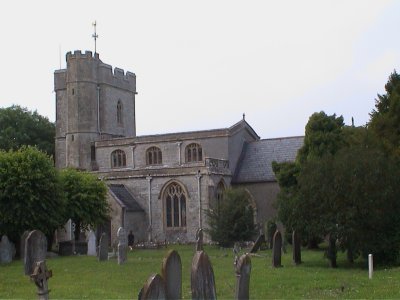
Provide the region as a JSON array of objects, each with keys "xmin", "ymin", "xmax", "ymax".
[
  {"xmin": 0, "ymin": 235, "xmax": 13, "ymax": 264},
  {"xmin": 24, "ymin": 230, "xmax": 47, "ymax": 275}
]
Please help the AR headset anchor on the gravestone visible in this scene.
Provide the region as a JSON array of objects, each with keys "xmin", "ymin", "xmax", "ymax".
[
  {"xmin": 250, "ymin": 234, "xmax": 265, "ymax": 253},
  {"xmin": 195, "ymin": 228, "xmax": 203, "ymax": 251},
  {"xmin": 235, "ymin": 253, "xmax": 251, "ymax": 300},
  {"xmin": 20, "ymin": 231, "xmax": 29, "ymax": 261},
  {"xmin": 117, "ymin": 227, "xmax": 127, "ymax": 264},
  {"xmin": 24, "ymin": 230, "xmax": 47, "ymax": 275},
  {"xmin": 191, "ymin": 250, "xmax": 216, "ymax": 300},
  {"xmin": 292, "ymin": 230, "xmax": 301, "ymax": 265},
  {"xmin": 30, "ymin": 260, "xmax": 52, "ymax": 300},
  {"xmin": 98, "ymin": 232, "xmax": 109, "ymax": 261},
  {"xmin": 87, "ymin": 230, "xmax": 97, "ymax": 256},
  {"xmin": 139, "ymin": 273, "xmax": 166, "ymax": 300},
  {"xmin": 161, "ymin": 250, "xmax": 182, "ymax": 300},
  {"xmin": 0, "ymin": 235, "xmax": 13, "ymax": 264},
  {"xmin": 272, "ymin": 230, "xmax": 282, "ymax": 268},
  {"xmin": 233, "ymin": 242, "xmax": 240, "ymax": 267}
]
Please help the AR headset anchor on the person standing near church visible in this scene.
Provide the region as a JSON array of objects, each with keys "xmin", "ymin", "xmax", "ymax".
[{"xmin": 128, "ymin": 230, "xmax": 135, "ymax": 250}]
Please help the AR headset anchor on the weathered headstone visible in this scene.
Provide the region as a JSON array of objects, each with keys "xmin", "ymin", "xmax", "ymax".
[
  {"xmin": 191, "ymin": 251, "xmax": 216, "ymax": 300},
  {"xmin": 24, "ymin": 230, "xmax": 47, "ymax": 275},
  {"xmin": 117, "ymin": 227, "xmax": 127, "ymax": 264},
  {"xmin": 30, "ymin": 260, "xmax": 52, "ymax": 300},
  {"xmin": 195, "ymin": 228, "xmax": 203, "ymax": 251},
  {"xmin": 235, "ymin": 253, "xmax": 251, "ymax": 300},
  {"xmin": 250, "ymin": 234, "xmax": 265, "ymax": 253},
  {"xmin": 139, "ymin": 273, "xmax": 166, "ymax": 300},
  {"xmin": 272, "ymin": 230, "xmax": 282, "ymax": 268},
  {"xmin": 292, "ymin": 230, "xmax": 301, "ymax": 265},
  {"xmin": 87, "ymin": 230, "xmax": 97, "ymax": 256},
  {"xmin": 98, "ymin": 232, "xmax": 109, "ymax": 261},
  {"xmin": 233, "ymin": 242, "xmax": 240, "ymax": 267},
  {"xmin": 0, "ymin": 235, "xmax": 13, "ymax": 264},
  {"xmin": 161, "ymin": 250, "xmax": 182, "ymax": 300}
]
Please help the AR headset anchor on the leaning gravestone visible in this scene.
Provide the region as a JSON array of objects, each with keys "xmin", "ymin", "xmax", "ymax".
[
  {"xmin": 272, "ymin": 230, "xmax": 282, "ymax": 268},
  {"xmin": 161, "ymin": 250, "xmax": 182, "ymax": 300},
  {"xmin": 191, "ymin": 250, "xmax": 216, "ymax": 300},
  {"xmin": 235, "ymin": 253, "xmax": 252, "ymax": 300},
  {"xmin": 292, "ymin": 230, "xmax": 301, "ymax": 265},
  {"xmin": 139, "ymin": 273, "xmax": 166, "ymax": 300},
  {"xmin": 0, "ymin": 235, "xmax": 13, "ymax": 264},
  {"xmin": 24, "ymin": 230, "xmax": 47, "ymax": 275},
  {"xmin": 87, "ymin": 230, "xmax": 97, "ymax": 256},
  {"xmin": 98, "ymin": 232, "xmax": 109, "ymax": 261},
  {"xmin": 250, "ymin": 233, "xmax": 265, "ymax": 253},
  {"xmin": 117, "ymin": 227, "xmax": 127, "ymax": 264}
]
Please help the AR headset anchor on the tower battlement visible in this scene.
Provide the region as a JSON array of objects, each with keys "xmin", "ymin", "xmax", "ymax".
[{"xmin": 55, "ymin": 50, "xmax": 136, "ymax": 93}]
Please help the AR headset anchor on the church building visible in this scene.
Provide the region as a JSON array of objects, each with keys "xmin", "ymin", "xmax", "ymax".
[{"xmin": 54, "ymin": 50, "xmax": 303, "ymax": 244}]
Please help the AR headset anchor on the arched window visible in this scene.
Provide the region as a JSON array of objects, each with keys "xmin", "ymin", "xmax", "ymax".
[
  {"xmin": 216, "ymin": 181, "xmax": 225, "ymax": 212},
  {"xmin": 111, "ymin": 149, "xmax": 126, "ymax": 168},
  {"xmin": 165, "ymin": 182, "xmax": 187, "ymax": 228},
  {"xmin": 185, "ymin": 143, "xmax": 203, "ymax": 163},
  {"xmin": 117, "ymin": 100, "xmax": 123, "ymax": 125},
  {"xmin": 146, "ymin": 147, "xmax": 162, "ymax": 165}
]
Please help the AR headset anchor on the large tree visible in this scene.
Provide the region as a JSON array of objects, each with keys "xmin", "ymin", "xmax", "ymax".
[
  {"xmin": 206, "ymin": 188, "xmax": 256, "ymax": 247},
  {"xmin": 0, "ymin": 147, "xmax": 65, "ymax": 243},
  {"xmin": 60, "ymin": 168, "xmax": 110, "ymax": 241},
  {"xmin": 0, "ymin": 105, "xmax": 55, "ymax": 157}
]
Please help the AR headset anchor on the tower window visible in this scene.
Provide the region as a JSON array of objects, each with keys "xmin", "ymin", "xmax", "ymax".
[
  {"xmin": 111, "ymin": 149, "xmax": 126, "ymax": 168},
  {"xmin": 146, "ymin": 147, "xmax": 162, "ymax": 165},
  {"xmin": 185, "ymin": 143, "xmax": 203, "ymax": 162},
  {"xmin": 117, "ymin": 100, "xmax": 123, "ymax": 125}
]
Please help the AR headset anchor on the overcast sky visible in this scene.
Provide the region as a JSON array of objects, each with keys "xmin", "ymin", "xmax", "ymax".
[{"xmin": 1, "ymin": 1, "xmax": 399, "ymax": 138}]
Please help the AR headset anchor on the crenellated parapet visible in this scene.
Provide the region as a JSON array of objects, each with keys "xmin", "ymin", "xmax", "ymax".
[{"xmin": 54, "ymin": 50, "xmax": 136, "ymax": 93}]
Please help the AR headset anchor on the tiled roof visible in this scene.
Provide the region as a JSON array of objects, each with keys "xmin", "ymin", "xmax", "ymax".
[
  {"xmin": 109, "ymin": 184, "xmax": 144, "ymax": 212},
  {"xmin": 233, "ymin": 136, "xmax": 304, "ymax": 183}
]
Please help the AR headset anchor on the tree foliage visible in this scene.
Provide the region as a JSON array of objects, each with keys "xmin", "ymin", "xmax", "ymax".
[
  {"xmin": 0, "ymin": 146, "xmax": 65, "ymax": 240},
  {"xmin": 0, "ymin": 105, "xmax": 55, "ymax": 157},
  {"xmin": 60, "ymin": 168, "xmax": 110, "ymax": 240},
  {"xmin": 206, "ymin": 188, "xmax": 256, "ymax": 247}
]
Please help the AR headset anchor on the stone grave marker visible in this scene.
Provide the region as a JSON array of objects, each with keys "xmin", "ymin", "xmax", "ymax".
[
  {"xmin": 272, "ymin": 230, "xmax": 282, "ymax": 268},
  {"xmin": 139, "ymin": 273, "xmax": 166, "ymax": 300},
  {"xmin": 250, "ymin": 233, "xmax": 265, "ymax": 253},
  {"xmin": 24, "ymin": 230, "xmax": 47, "ymax": 275},
  {"xmin": 161, "ymin": 250, "xmax": 182, "ymax": 300},
  {"xmin": 0, "ymin": 235, "xmax": 13, "ymax": 264},
  {"xmin": 195, "ymin": 228, "xmax": 203, "ymax": 251},
  {"xmin": 292, "ymin": 230, "xmax": 301, "ymax": 265},
  {"xmin": 87, "ymin": 230, "xmax": 97, "ymax": 256},
  {"xmin": 191, "ymin": 250, "xmax": 216, "ymax": 300},
  {"xmin": 117, "ymin": 227, "xmax": 127, "ymax": 264},
  {"xmin": 98, "ymin": 232, "xmax": 109, "ymax": 261},
  {"xmin": 30, "ymin": 260, "xmax": 52, "ymax": 300},
  {"xmin": 233, "ymin": 242, "xmax": 240, "ymax": 267},
  {"xmin": 235, "ymin": 253, "xmax": 252, "ymax": 300}
]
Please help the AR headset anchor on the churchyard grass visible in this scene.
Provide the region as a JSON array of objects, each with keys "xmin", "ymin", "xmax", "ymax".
[{"xmin": 1, "ymin": 244, "xmax": 400, "ymax": 299}]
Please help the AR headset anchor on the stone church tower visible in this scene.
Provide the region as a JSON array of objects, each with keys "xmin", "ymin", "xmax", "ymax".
[{"xmin": 54, "ymin": 50, "xmax": 137, "ymax": 170}]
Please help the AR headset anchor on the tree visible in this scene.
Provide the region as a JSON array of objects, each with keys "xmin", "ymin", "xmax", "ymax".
[
  {"xmin": 369, "ymin": 70, "xmax": 400, "ymax": 156},
  {"xmin": 0, "ymin": 147, "xmax": 65, "ymax": 243},
  {"xmin": 0, "ymin": 105, "xmax": 55, "ymax": 157},
  {"xmin": 60, "ymin": 168, "xmax": 110, "ymax": 241},
  {"xmin": 206, "ymin": 188, "xmax": 256, "ymax": 247}
]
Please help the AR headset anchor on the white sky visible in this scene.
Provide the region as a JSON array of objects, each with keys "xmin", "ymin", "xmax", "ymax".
[{"xmin": 1, "ymin": 0, "xmax": 399, "ymax": 138}]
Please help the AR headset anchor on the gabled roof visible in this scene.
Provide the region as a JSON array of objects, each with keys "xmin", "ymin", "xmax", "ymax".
[
  {"xmin": 108, "ymin": 184, "xmax": 144, "ymax": 212},
  {"xmin": 233, "ymin": 136, "xmax": 304, "ymax": 183}
]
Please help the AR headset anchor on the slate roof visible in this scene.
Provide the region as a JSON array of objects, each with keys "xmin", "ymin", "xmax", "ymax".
[
  {"xmin": 233, "ymin": 136, "xmax": 304, "ymax": 183},
  {"xmin": 109, "ymin": 184, "xmax": 144, "ymax": 212}
]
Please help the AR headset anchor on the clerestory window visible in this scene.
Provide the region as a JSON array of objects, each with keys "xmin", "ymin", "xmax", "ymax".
[
  {"xmin": 146, "ymin": 146, "xmax": 162, "ymax": 165},
  {"xmin": 111, "ymin": 149, "xmax": 126, "ymax": 168},
  {"xmin": 185, "ymin": 143, "xmax": 203, "ymax": 163}
]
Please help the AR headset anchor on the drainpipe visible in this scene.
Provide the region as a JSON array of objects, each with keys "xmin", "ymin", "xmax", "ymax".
[
  {"xmin": 97, "ymin": 85, "xmax": 101, "ymax": 135},
  {"xmin": 146, "ymin": 176, "xmax": 152, "ymax": 241},
  {"xmin": 196, "ymin": 170, "xmax": 202, "ymax": 228}
]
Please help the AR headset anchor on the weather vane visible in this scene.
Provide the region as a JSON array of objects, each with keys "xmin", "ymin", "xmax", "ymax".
[{"xmin": 92, "ymin": 21, "xmax": 98, "ymax": 54}]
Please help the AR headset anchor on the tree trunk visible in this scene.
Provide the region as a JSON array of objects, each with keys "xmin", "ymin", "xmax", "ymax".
[
  {"xmin": 328, "ymin": 235, "xmax": 337, "ymax": 268},
  {"xmin": 74, "ymin": 220, "xmax": 81, "ymax": 241}
]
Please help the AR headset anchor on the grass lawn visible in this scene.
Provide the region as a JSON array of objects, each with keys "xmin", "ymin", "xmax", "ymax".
[{"xmin": 1, "ymin": 244, "xmax": 400, "ymax": 299}]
